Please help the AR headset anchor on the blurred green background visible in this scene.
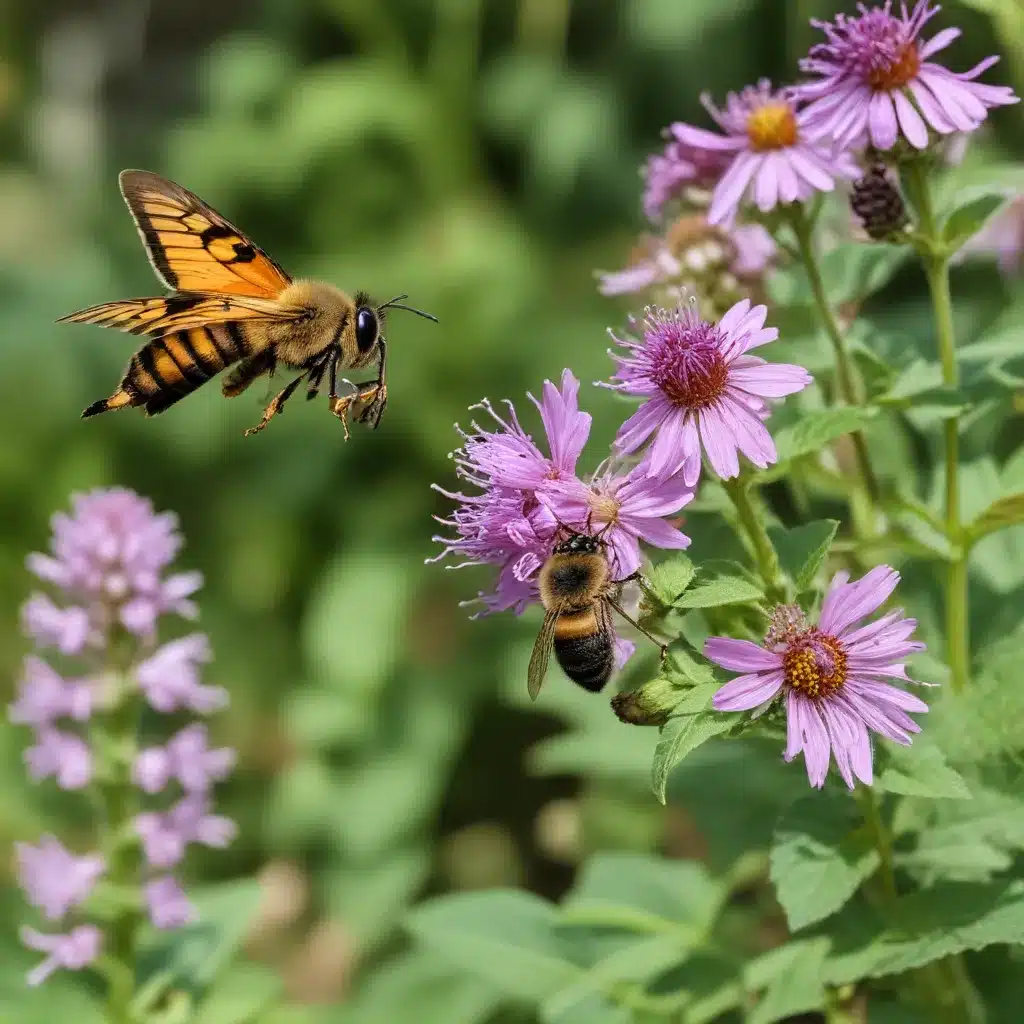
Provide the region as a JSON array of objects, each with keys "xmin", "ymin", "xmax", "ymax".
[{"xmin": 0, "ymin": 0, "xmax": 1021, "ymax": 1020}]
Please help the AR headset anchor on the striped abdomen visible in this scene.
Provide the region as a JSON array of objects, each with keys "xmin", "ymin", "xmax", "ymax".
[
  {"xmin": 83, "ymin": 323, "xmax": 253, "ymax": 417},
  {"xmin": 553, "ymin": 605, "xmax": 614, "ymax": 693}
]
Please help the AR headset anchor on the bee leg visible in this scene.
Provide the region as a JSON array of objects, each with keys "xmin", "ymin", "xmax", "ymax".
[
  {"xmin": 616, "ymin": 570, "xmax": 661, "ymax": 605},
  {"xmin": 328, "ymin": 340, "xmax": 388, "ymax": 437},
  {"xmin": 607, "ymin": 598, "xmax": 668, "ymax": 661},
  {"xmin": 223, "ymin": 350, "xmax": 276, "ymax": 398},
  {"xmin": 305, "ymin": 351, "xmax": 333, "ymax": 401},
  {"xmin": 244, "ymin": 373, "xmax": 306, "ymax": 437}
]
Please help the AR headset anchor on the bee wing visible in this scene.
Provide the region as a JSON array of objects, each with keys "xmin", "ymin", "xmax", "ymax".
[
  {"xmin": 118, "ymin": 169, "xmax": 292, "ymax": 297},
  {"xmin": 58, "ymin": 294, "xmax": 307, "ymax": 338},
  {"xmin": 528, "ymin": 609, "xmax": 559, "ymax": 702}
]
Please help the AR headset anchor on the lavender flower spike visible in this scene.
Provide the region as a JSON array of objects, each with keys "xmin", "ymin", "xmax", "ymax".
[{"xmin": 707, "ymin": 566, "xmax": 928, "ymax": 788}]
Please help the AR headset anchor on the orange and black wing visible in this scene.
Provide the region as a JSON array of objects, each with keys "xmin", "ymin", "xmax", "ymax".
[{"xmin": 117, "ymin": 169, "xmax": 291, "ymax": 297}]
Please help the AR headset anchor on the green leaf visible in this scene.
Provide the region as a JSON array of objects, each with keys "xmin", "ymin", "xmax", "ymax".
[
  {"xmin": 139, "ymin": 880, "xmax": 262, "ymax": 993},
  {"xmin": 407, "ymin": 890, "xmax": 580, "ymax": 1000},
  {"xmin": 769, "ymin": 520, "xmax": 839, "ymax": 589},
  {"xmin": 646, "ymin": 556, "xmax": 696, "ymax": 605},
  {"xmin": 826, "ymin": 880, "xmax": 1024, "ymax": 983},
  {"xmin": 770, "ymin": 792, "xmax": 880, "ymax": 931},
  {"xmin": 651, "ymin": 711, "xmax": 736, "ymax": 804},
  {"xmin": 876, "ymin": 741, "xmax": 970, "ymax": 800},
  {"xmin": 774, "ymin": 407, "xmax": 878, "ymax": 463},
  {"xmin": 192, "ymin": 964, "xmax": 283, "ymax": 1024},
  {"xmin": 745, "ymin": 938, "xmax": 830, "ymax": 1024},
  {"xmin": 771, "ymin": 244, "xmax": 909, "ymax": 306},
  {"xmin": 967, "ymin": 492, "xmax": 1024, "ymax": 544},
  {"xmin": 674, "ymin": 573, "xmax": 762, "ymax": 608},
  {"xmin": 942, "ymin": 192, "xmax": 1006, "ymax": 249}
]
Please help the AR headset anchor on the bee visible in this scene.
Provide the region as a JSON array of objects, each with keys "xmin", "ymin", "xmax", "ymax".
[
  {"xmin": 58, "ymin": 170, "xmax": 437, "ymax": 437},
  {"xmin": 528, "ymin": 532, "xmax": 667, "ymax": 700}
]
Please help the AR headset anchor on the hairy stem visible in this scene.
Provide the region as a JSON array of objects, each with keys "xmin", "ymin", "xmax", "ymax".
[
  {"xmin": 789, "ymin": 205, "xmax": 880, "ymax": 507},
  {"xmin": 722, "ymin": 477, "xmax": 785, "ymax": 603},
  {"xmin": 902, "ymin": 160, "xmax": 969, "ymax": 692}
]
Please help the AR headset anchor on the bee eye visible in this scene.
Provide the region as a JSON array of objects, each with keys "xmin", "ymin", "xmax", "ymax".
[{"xmin": 355, "ymin": 307, "xmax": 378, "ymax": 352}]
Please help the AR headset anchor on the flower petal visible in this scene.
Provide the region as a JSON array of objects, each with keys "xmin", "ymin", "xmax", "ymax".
[
  {"xmin": 712, "ymin": 669, "xmax": 785, "ymax": 711},
  {"xmin": 704, "ymin": 637, "xmax": 781, "ymax": 672}
]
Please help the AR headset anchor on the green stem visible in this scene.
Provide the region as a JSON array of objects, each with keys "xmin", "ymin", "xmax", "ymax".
[
  {"xmin": 98, "ymin": 672, "xmax": 143, "ymax": 1023},
  {"xmin": 789, "ymin": 205, "xmax": 880, "ymax": 507},
  {"xmin": 722, "ymin": 477, "xmax": 785, "ymax": 603},
  {"xmin": 902, "ymin": 160, "xmax": 969, "ymax": 693}
]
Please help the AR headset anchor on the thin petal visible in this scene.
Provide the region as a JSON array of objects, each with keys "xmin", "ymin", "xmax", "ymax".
[
  {"xmin": 708, "ymin": 152, "xmax": 759, "ymax": 226},
  {"xmin": 728, "ymin": 363, "xmax": 812, "ymax": 398},
  {"xmin": 894, "ymin": 89, "xmax": 929, "ymax": 148},
  {"xmin": 819, "ymin": 566, "xmax": 899, "ymax": 636},
  {"xmin": 628, "ymin": 515, "xmax": 691, "ymax": 550},
  {"xmin": 868, "ymin": 91, "xmax": 899, "ymax": 150},
  {"xmin": 698, "ymin": 406, "xmax": 740, "ymax": 479},
  {"xmin": 615, "ymin": 396, "xmax": 672, "ymax": 454},
  {"xmin": 704, "ymin": 637, "xmax": 781, "ymax": 672},
  {"xmin": 648, "ymin": 407, "xmax": 691, "ymax": 478},
  {"xmin": 712, "ymin": 670, "xmax": 785, "ymax": 711}
]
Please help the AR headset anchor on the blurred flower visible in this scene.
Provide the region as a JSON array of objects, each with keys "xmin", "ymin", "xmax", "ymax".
[
  {"xmin": 20, "ymin": 595, "xmax": 90, "ymax": 655},
  {"xmin": 642, "ymin": 128, "xmax": 732, "ymax": 221},
  {"xmin": 145, "ymin": 877, "xmax": 197, "ymax": 930},
  {"xmin": 960, "ymin": 195, "xmax": 1024, "ymax": 276},
  {"xmin": 136, "ymin": 795, "xmax": 237, "ymax": 869},
  {"xmin": 707, "ymin": 566, "xmax": 928, "ymax": 788},
  {"xmin": 134, "ymin": 724, "xmax": 236, "ymax": 794},
  {"xmin": 604, "ymin": 299, "xmax": 811, "ymax": 481},
  {"xmin": 541, "ymin": 459, "xmax": 693, "ymax": 578},
  {"xmin": 795, "ymin": 0, "xmax": 1018, "ymax": 151},
  {"xmin": 21, "ymin": 925, "xmax": 102, "ymax": 988},
  {"xmin": 850, "ymin": 162, "xmax": 909, "ymax": 239},
  {"xmin": 26, "ymin": 487, "xmax": 202, "ymax": 641},
  {"xmin": 136, "ymin": 634, "xmax": 226, "ymax": 714},
  {"xmin": 671, "ymin": 80, "xmax": 858, "ymax": 227},
  {"xmin": 16, "ymin": 836, "xmax": 104, "ymax": 921},
  {"xmin": 10, "ymin": 657, "xmax": 91, "ymax": 727},
  {"xmin": 24, "ymin": 727, "xmax": 92, "ymax": 789}
]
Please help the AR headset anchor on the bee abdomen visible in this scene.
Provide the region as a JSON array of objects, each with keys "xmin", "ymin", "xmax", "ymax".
[
  {"xmin": 82, "ymin": 323, "xmax": 252, "ymax": 418},
  {"xmin": 554, "ymin": 609, "xmax": 614, "ymax": 693}
]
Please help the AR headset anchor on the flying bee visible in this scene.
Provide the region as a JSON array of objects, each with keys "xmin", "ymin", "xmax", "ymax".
[
  {"xmin": 528, "ymin": 532, "xmax": 667, "ymax": 700},
  {"xmin": 58, "ymin": 170, "xmax": 437, "ymax": 437}
]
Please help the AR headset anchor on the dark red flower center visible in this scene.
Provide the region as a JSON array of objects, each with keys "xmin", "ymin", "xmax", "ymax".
[
  {"xmin": 645, "ymin": 312, "xmax": 730, "ymax": 410},
  {"xmin": 867, "ymin": 41, "xmax": 921, "ymax": 90}
]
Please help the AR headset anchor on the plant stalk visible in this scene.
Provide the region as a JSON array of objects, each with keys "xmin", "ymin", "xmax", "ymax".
[{"xmin": 722, "ymin": 477, "xmax": 785, "ymax": 603}]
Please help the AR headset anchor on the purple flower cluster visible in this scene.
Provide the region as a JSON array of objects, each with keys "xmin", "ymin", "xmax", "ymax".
[{"xmin": 10, "ymin": 489, "xmax": 235, "ymax": 986}]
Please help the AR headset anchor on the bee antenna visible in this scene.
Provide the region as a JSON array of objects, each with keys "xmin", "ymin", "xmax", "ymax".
[{"xmin": 377, "ymin": 295, "xmax": 439, "ymax": 323}]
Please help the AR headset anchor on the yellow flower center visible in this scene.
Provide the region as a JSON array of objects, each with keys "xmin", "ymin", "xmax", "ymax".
[
  {"xmin": 867, "ymin": 43, "xmax": 921, "ymax": 90},
  {"xmin": 745, "ymin": 103, "xmax": 798, "ymax": 151},
  {"xmin": 783, "ymin": 633, "xmax": 848, "ymax": 699},
  {"xmin": 587, "ymin": 492, "xmax": 620, "ymax": 526}
]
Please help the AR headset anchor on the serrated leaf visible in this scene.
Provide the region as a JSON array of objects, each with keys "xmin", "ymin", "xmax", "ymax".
[
  {"xmin": 825, "ymin": 880, "xmax": 1024, "ymax": 983},
  {"xmin": 876, "ymin": 742, "xmax": 970, "ymax": 800},
  {"xmin": 665, "ymin": 647, "xmax": 715, "ymax": 687},
  {"xmin": 774, "ymin": 407, "xmax": 878, "ymax": 463},
  {"xmin": 770, "ymin": 792, "xmax": 880, "ymax": 931},
  {"xmin": 943, "ymin": 192, "xmax": 1006, "ymax": 249},
  {"xmin": 407, "ymin": 890, "xmax": 580, "ymax": 1000},
  {"xmin": 651, "ymin": 711, "xmax": 736, "ymax": 803},
  {"xmin": 674, "ymin": 574, "xmax": 762, "ymax": 608},
  {"xmin": 746, "ymin": 938, "xmax": 829, "ymax": 1024},
  {"xmin": 646, "ymin": 556, "xmax": 696, "ymax": 605},
  {"xmin": 967, "ymin": 493, "xmax": 1024, "ymax": 544},
  {"xmin": 769, "ymin": 520, "xmax": 839, "ymax": 589}
]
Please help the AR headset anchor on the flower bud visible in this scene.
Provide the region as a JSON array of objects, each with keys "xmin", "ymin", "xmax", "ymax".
[
  {"xmin": 611, "ymin": 676, "xmax": 683, "ymax": 726},
  {"xmin": 851, "ymin": 164, "xmax": 908, "ymax": 240}
]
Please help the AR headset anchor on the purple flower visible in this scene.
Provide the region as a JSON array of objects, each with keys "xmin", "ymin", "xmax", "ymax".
[
  {"xmin": 642, "ymin": 128, "xmax": 732, "ymax": 221},
  {"xmin": 597, "ymin": 220, "xmax": 776, "ymax": 298},
  {"xmin": 541, "ymin": 460, "xmax": 694, "ymax": 578},
  {"xmin": 136, "ymin": 795, "xmax": 237, "ymax": 869},
  {"xmin": 795, "ymin": 0, "xmax": 1018, "ymax": 152},
  {"xmin": 16, "ymin": 836, "xmax": 104, "ymax": 921},
  {"xmin": 430, "ymin": 371, "xmax": 591, "ymax": 614},
  {"xmin": 9, "ymin": 657, "xmax": 91, "ymax": 727},
  {"xmin": 136, "ymin": 634, "xmax": 226, "ymax": 714},
  {"xmin": 135, "ymin": 724, "xmax": 236, "ymax": 794},
  {"xmin": 145, "ymin": 877, "xmax": 197, "ymax": 930},
  {"xmin": 604, "ymin": 300, "xmax": 811, "ymax": 481},
  {"xmin": 20, "ymin": 595, "xmax": 90, "ymax": 656},
  {"xmin": 26, "ymin": 487, "xmax": 203, "ymax": 641},
  {"xmin": 25, "ymin": 727, "xmax": 92, "ymax": 789},
  {"xmin": 21, "ymin": 925, "xmax": 102, "ymax": 987},
  {"xmin": 707, "ymin": 566, "xmax": 928, "ymax": 789},
  {"xmin": 671, "ymin": 80, "xmax": 858, "ymax": 227}
]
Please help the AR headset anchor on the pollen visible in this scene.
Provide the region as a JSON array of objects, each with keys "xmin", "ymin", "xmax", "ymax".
[
  {"xmin": 745, "ymin": 103, "xmax": 798, "ymax": 151},
  {"xmin": 866, "ymin": 42, "xmax": 921, "ymax": 90},
  {"xmin": 783, "ymin": 632, "xmax": 848, "ymax": 700},
  {"xmin": 587, "ymin": 492, "xmax": 620, "ymax": 526}
]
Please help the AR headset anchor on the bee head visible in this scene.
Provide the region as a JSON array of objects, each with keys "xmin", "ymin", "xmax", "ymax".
[{"xmin": 553, "ymin": 532, "xmax": 601, "ymax": 556}]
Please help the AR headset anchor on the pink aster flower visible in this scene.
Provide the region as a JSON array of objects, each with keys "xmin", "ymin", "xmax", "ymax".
[
  {"xmin": 604, "ymin": 299, "xmax": 811, "ymax": 482},
  {"xmin": 16, "ymin": 836, "xmax": 105, "ymax": 921},
  {"xmin": 642, "ymin": 128, "xmax": 732, "ymax": 222},
  {"xmin": 671, "ymin": 79, "xmax": 858, "ymax": 227},
  {"xmin": 145, "ymin": 877, "xmax": 197, "ymax": 930},
  {"xmin": 795, "ymin": 0, "xmax": 1019, "ymax": 151},
  {"xmin": 21, "ymin": 924, "xmax": 102, "ymax": 987},
  {"xmin": 429, "ymin": 370, "xmax": 591, "ymax": 614},
  {"xmin": 707, "ymin": 566, "xmax": 928, "ymax": 789}
]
